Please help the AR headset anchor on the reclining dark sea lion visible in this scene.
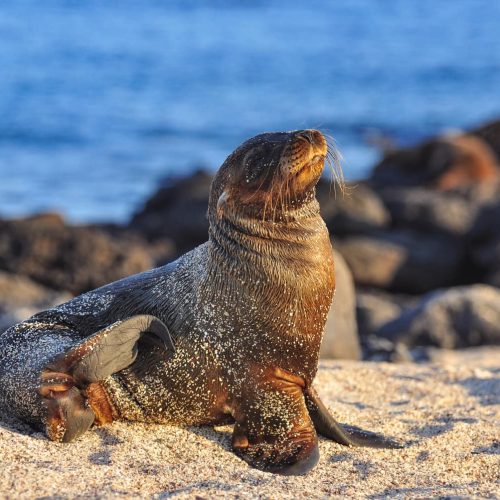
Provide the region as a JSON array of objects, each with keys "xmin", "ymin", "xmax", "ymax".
[{"xmin": 0, "ymin": 129, "xmax": 400, "ymax": 474}]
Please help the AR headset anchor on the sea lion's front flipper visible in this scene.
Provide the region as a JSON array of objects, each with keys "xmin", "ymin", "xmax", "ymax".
[
  {"xmin": 305, "ymin": 386, "xmax": 403, "ymax": 449},
  {"xmin": 46, "ymin": 315, "xmax": 175, "ymax": 384},
  {"xmin": 232, "ymin": 368, "xmax": 319, "ymax": 476},
  {"xmin": 40, "ymin": 315, "xmax": 174, "ymax": 442}
]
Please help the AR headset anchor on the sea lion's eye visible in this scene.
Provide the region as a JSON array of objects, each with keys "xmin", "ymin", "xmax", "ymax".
[{"xmin": 242, "ymin": 151, "xmax": 262, "ymax": 184}]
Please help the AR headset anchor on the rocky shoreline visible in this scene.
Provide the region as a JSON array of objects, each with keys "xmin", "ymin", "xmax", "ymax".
[{"xmin": 1, "ymin": 120, "xmax": 500, "ymax": 362}]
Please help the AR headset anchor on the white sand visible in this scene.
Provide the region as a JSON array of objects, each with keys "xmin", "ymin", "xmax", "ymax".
[{"xmin": 1, "ymin": 349, "xmax": 499, "ymax": 499}]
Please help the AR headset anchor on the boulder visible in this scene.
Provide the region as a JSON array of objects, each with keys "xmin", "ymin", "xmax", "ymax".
[
  {"xmin": 470, "ymin": 118, "xmax": 500, "ymax": 160},
  {"xmin": 355, "ymin": 289, "xmax": 421, "ymax": 361},
  {"xmin": 470, "ymin": 235, "xmax": 500, "ymax": 287},
  {"xmin": 0, "ymin": 271, "xmax": 71, "ymax": 333},
  {"xmin": 376, "ymin": 284, "xmax": 500, "ymax": 349},
  {"xmin": 467, "ymin": 189, "xmax": 500, "ymax": 285},
  {"xmin": 471, "ymin": 207, "xmax": 500, "ymax": 246},
  {"xmin": 334, "ymin": 230, "xmax": 462, "ymax": 294},
  {"xmin": 0, "ymin": 213, "xmax": 166, "ymax": 295},
  {"xmin": 356, "ymin": 289, "xmax": 417, "ymax": 338},
  {"xmin": 320, "ymin": 250, "xmax": 361, "ymax": 360},
  {"xmin": 130, "ymin": 170, "xmax": 212, "ymax": 254},
  {"xmin": 317, "ymin": 181, "xmax": 390, "ymax": 236},
  {"xmin": 377, "ymin": 187, "xmax": 477, "ymax": 238}
]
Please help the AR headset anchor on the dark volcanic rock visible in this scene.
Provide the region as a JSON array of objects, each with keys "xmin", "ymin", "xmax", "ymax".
[
  {"xmin": 471, "ymin": 235, "xmax": 500, "ymax": 288},
  {"xmin": 130, "ymin": 170, "xmax": 213, "ymax": 254},
  {"xmin": 356, "ymin": 289, "xmax": 418, "ymax": 339},
  {"xmin": 378, "ymin": 187, "xmax": 478, "ymax": 238},
  {"xmin": 467, "ymin": 183, "xmax": 500, "ymax": 286},
  {"xmin": 0, "ymin": 213, "xmax": 165, "ymax": 295},
  {"xmin": 355, "ymin": 288, "xmax": 420, "ymax": 361},
  {"xmin": 320, "ymin": 250, "xmax": 361, "ymax": 360},
  {"xmin": 376, "ymin": 285, "xmax": 500, "ymax": 349},
  {"xmin": 334, "ymin": 230, "xmax": 463, "ymax": 294},
  {"xmin": 355, "ymin": 291, "xmax": 404, "ymax": 361},
  {"xmin": 317, "ymin": 181, "xmax": 390, "ymax": 236},
  {"xmin": 471, "ymin": 119, "xmax": 500, "ymax": 160}
]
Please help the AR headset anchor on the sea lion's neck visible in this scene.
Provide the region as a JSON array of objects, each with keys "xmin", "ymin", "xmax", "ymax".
[
  {"xmin": 205, "ymin": 196, "xmax": 335, "ymax": 383},
  {"xmin": 208, "ymin": 197, "xmax": 328, "ymax": 271}
]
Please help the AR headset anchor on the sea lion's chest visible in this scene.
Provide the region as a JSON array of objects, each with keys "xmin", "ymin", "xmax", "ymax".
[
  {"xmin": 196, "ymin": 245, "xmax": 335, "ymax": 384},
  {"xmin": 113, "ymin": 232, "xmax": 334, "ymax": 423}
]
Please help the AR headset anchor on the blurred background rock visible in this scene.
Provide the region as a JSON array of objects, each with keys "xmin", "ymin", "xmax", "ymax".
[{"xmin": 1, "ymin": 1, "xmax": 499, "ymax": 362}]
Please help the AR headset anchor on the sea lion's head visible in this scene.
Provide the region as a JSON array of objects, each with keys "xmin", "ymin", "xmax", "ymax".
[{"xmin": 209, "ymin": 130, "xmax": 340, "ymax": 222}]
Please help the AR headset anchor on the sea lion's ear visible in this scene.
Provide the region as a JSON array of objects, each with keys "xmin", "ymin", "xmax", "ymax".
[{"xmin": 217, "ymin": 190, "xmax": 228, "ymax": 219}]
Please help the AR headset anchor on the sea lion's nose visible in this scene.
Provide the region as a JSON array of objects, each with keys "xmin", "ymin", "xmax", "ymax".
[{"xmin": 296, "ymin": 130, "xmax": 327, "ymax": 151}]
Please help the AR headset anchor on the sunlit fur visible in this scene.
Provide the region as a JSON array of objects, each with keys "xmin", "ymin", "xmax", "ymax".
[
  {"xmin": 210, "ymin": 129, "xmax": 344, "ymax": 225},
  {"xmin": 0, "ymin": 129, "xmax": 338, "ymax": 474}
]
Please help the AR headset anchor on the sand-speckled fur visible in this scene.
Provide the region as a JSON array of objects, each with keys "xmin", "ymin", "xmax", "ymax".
[{"xmin": 0, "ymin": 130, "xmax": 338, "ymax": 473}]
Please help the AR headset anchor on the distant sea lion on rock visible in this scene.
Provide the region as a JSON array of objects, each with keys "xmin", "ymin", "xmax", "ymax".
[
  {"xmin": 433, "ymin": 135, "xmax": 499, "ymax": 190},
  {"xmin": 372, "ymin": 133, "xmax": 499, "ymax": 190},
  {"xmin": 0, "ymin": 130, "xmax": 400, "ymax": 475}
]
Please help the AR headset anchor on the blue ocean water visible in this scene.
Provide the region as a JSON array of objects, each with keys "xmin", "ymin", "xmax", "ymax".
[{"xmin": 0, "ymin": 0, "xmax": 499, "ymax": 222}]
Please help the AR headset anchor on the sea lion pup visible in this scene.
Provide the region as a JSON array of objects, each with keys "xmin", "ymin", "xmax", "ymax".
[{"xmin": 0, "ymin": 130, "xmax": 400, "ymax": 475}]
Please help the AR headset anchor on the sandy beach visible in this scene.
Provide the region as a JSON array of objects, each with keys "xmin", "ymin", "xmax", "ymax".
[{"xmin": 1, "ymin": 349, "xmax": 498, "ymax": 499}]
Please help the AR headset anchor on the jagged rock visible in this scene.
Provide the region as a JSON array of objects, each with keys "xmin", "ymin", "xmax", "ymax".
[
  {"xmin": 0, "ymin": 213, "xmax": 165, "ymax": 295},
  {"xmin": 378, "ymin": 176, "xmax": 500, "ymax": 240},
  {"xmin": 376, "ymin": 284, "xmax": 500, "ymax": 349},
  {"xmin": 317, "ymin": 181, "xmax": 390, "ymax": 236},
  {"xmin": 320, "ymin": 250, "xmax": 361, "ymax": 360},
  {"xmin": 130, "ymin": 170, "xmax": 212, "ymax": 254},
  {"xmin": 335, "ymin": 230, "xmax": 462, "ymax": 294}
]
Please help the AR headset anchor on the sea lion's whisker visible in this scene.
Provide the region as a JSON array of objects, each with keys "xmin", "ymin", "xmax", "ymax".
[
  {"xmin": 321, "ymin": 132, "xmax": 346, "ymax": 198},
  {"xmin": 326, "ymin": 154, "xmax": 345, "ymax": 198}
]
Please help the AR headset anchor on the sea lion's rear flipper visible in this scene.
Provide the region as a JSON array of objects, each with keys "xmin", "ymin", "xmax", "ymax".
[
  {"xmin": 232, "ymin": 368, "xmax": 320, "ymax": 476},
  {"xmin": 40, "ymin": 315, "xmax": 174, "ymax": 442},
  {"xmin": 305, "ymin": 386, "xmax": 403, "ymax": 449}
]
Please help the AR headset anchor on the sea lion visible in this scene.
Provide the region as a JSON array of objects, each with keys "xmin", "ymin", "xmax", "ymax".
[
  {"xmin": 433, "ymin": 135, "xmax": 499, "ymax": 190},
  {"xmin": 0, "ymin": 129, "xmax": 400, "ymax": 475},
  {"xmin": 372, "ymin": 133, "xmax": 499, "ymax": 190}
]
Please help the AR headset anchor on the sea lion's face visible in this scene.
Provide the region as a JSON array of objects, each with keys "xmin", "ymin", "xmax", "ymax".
[{"xmin": 212, "ymin": 130, "xmax": 329, "ymax": 219}]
